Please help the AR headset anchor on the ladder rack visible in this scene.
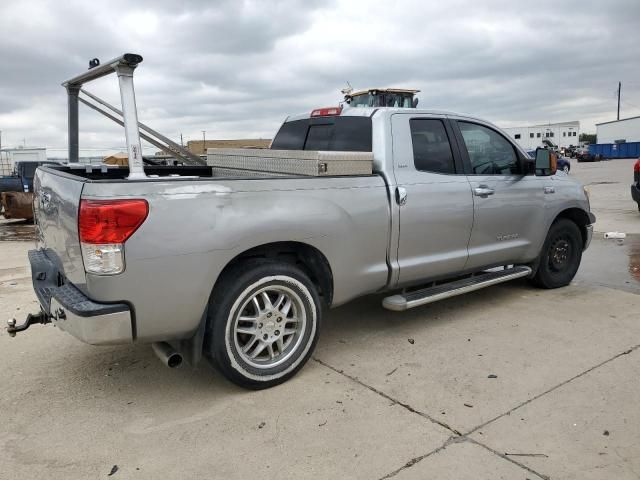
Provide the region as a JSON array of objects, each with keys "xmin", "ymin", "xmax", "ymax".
[{"xmin": 61, "ymin": 53, "xmax": 205, "ymax": 180}]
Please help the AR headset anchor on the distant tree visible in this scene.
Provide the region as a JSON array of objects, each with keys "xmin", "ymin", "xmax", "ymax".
[{"xmin": 579, "ymin": 133, "xmax": 596, "ymax": 144}]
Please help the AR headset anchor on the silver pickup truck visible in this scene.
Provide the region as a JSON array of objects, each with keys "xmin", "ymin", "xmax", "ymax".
[{"xmin": 11, "ymin": 54, "xmax": 594, "ymax": 389}]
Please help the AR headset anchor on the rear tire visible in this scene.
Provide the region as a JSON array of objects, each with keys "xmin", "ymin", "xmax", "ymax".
[
  {"xmin": 530, "ymin": 219, "xmax": 583, "ymax": 289},
  {"xmin": 205, "ymin": 259, "xmax": 322, "ymax": 389}
]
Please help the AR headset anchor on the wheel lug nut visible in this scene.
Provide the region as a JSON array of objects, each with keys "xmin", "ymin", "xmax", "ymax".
[
  {"xmin": 263, "ymin": 334, "xmax": 268, "ymax": 340},
  {"xmin": 277, "ymin": 317, "xmax": 282, "ymax": 322},
  {"xmin": 267, "ymin": 312, "xmax": 272, "ymax": 318},
  {"xmin": 274, "ymin": 330, "xmax": 280, "ymax": 336},
  {"xmin": 258, "ymin": 323, "xmax": 263, "ymax": 328}
]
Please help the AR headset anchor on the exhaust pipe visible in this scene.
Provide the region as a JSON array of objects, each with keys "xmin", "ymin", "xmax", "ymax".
[{"xmin": 152, "ymin": 342, "xmax": 183, "ymax": 368}]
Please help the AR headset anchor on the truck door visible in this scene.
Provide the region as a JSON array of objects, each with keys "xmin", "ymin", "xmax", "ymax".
[
  {"xmin": 391, "ymin": 113, "xmax": 474, "ymax": 286},
  {"xmin": 451, "ymin": 119, "xmax": 546, "ymax": 269}
]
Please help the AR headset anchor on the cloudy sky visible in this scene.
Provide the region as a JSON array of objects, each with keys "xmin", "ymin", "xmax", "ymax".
[{"xmin": 1, "ymin": 0, "xmax": 639, "ymax": 156}]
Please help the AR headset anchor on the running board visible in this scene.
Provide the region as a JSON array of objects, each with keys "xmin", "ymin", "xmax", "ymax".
[{"xmin": 382, "ymin": 266, "xmax": 532, "ymax": 312}]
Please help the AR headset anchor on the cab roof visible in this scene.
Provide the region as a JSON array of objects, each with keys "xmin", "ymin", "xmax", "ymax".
[{"xmin": 285, "ymin": 107, "xmax": 486, "ymax": 123}]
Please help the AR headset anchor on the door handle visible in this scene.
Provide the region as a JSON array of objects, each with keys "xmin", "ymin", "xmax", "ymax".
[
  {"xmin": 473, "ymin": 186, "xmax": 495, "ymax": 197},
  {"xmin": 395, "ymin": 187, "xmax": 407, "ymax": 206}
]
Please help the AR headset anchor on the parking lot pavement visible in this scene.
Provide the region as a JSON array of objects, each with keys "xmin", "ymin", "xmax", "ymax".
[
  {"xmin": 469, "ymin": 346, "xmax": 640, "ymax": 480},
  {"xmin": 1, "ymin": 159, "xmax": 639, "ymax": 479}
]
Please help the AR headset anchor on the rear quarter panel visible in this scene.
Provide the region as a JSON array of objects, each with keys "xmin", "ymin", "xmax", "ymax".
[{"xmin": 81, "ymin": 175, "xmax": 390, "ymax": 341}]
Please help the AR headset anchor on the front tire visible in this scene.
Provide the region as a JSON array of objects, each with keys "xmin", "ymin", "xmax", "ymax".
[
  {"xmin": 205, "ymin": 260, "xmax": 322, "ymax": 389},
  {"xmin": 530, "ymin": 219, "xmax": 583, "ymax": 289}
]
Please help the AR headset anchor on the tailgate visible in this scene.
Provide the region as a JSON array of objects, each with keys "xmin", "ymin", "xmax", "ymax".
[{"xmin": 33, "ymin": 167, "xmax": 87, "ymax": 290}]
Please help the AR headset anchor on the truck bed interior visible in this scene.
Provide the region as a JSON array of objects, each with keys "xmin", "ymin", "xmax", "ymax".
[
  {"xmin": 41, "ymin": 164, "xmax": 377, "ymax": 182},
  {"xmin": 49, "ymin": 164, "xmax": 217, "ymax": 181}
]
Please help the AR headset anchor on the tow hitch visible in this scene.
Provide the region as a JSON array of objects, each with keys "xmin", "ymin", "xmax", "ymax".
[{"xmin": 6, "ymin": 311, "xmax": 51, "ymax": 337}]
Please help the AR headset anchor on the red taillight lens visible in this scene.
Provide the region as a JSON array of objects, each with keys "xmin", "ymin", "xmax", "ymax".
[
  {"xmin": 311, "ymin": 106, "xmax": 343, "ymax": 117},
  {"xmin": 634, "ymin": 159, "xmax": 640, "ymax": 173},
  {"xmin": 79, "ymin": 199, "xmax": 148, "ymax": 244}
]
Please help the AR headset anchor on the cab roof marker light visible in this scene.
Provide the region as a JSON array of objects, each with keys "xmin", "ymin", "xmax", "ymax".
[{"xmin": 311, "ymin": 106, "xmax": 343, "ymax": 117}]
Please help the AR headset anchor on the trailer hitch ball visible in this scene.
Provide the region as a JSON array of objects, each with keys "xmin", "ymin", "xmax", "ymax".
[
  {"xmin": 6, "ymin": 312, "xmax": 51, "ymax": 337},
  {"xmin": 7, "ymin": 319, "xmax": 17, "ymax": 338}
]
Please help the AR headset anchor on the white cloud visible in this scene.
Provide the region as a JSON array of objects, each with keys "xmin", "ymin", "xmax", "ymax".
[{"xmin": 0, "ymin": 0, "xmax": 638, "ymax": 155}]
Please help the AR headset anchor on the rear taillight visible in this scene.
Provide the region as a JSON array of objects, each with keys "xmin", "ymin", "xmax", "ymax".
[
  {"xmin": 79, "ymin": 199, "xmax": 148, "ymax": 275},
  {"xmin": 634, "ymin": 159, "xmax": 640, "ymax": 174},
  {"xmin": 311, "ymin": 106, "xmax": 343, "ymax": 117}
]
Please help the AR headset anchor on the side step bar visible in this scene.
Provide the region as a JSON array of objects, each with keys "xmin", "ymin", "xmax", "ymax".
[{"xmin": 382, "ymin": 266, "xmax": 532, "ymax": 312}]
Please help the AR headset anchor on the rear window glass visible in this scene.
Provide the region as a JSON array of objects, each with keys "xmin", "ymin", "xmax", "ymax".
[{"xmin": 271, "ymin": 117, "xmax": 372, "ymax": 151}]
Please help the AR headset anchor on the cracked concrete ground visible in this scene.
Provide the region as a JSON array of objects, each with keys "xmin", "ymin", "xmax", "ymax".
[{"xmin": 1, "ymin": 159, "xmax": 639, "ymax": 479}]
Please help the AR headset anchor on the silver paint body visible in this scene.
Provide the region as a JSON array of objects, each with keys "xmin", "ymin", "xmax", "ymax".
[{"xmin": 32, "ymin": 108, "xmax": 593, "ymax": 344}]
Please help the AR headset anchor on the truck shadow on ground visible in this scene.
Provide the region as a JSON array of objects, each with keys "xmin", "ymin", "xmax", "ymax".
[{"xmin": 61, "ymin": 279, "xmax": 536, "ymax": 400}]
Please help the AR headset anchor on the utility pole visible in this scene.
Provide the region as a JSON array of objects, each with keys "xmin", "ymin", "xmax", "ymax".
[
  {"xmin": 202, "ymin": 130, "xmax": 206, "ymax": 155},
  {"xmin": 617, "ymin": 81, "xmax": 621, "ymax": 121},
  {"xmin": 0, "ymin": 130, "xmax": 2, "ymax": 151},
  {"xmin": 180, "ymin": 133, "xmax": 183, "ymax": 147}
]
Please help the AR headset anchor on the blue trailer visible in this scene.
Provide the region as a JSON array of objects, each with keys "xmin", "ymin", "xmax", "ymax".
[{"xmin": 589, "ymin": 142, "xmax": 640, "ymax": 159}]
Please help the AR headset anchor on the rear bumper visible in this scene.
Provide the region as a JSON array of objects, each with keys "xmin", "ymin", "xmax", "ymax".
[
  {"xmin": 632, "ymin": 184, "xmax": 640, "ymax": 204},
  {"xmin": 28, "ymin": 249, "xmax": 133, "ymax": 345}
]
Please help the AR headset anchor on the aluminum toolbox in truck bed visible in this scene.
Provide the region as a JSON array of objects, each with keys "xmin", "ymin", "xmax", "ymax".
[{"xmin": 206, "ymin": 148, "xmax": 373, "ymax": 176}]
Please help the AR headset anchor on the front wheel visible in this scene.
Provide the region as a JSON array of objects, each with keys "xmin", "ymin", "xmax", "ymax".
[
  {"xmin": 205, "ymin": 260, "xmax": 322, "ymax": 389},
  {"xmin": 530, "ymin": 219, "xmax": 583, "ymax": 289}
]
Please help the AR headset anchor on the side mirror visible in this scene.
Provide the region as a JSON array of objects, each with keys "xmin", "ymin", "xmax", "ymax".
[
  {"xmin": 535, "ymin": 148, "xmax": 557, "ymax": 176},
  {"xmin": 412, "ymin": 97, "xmax": 419, "ymax": 108}
]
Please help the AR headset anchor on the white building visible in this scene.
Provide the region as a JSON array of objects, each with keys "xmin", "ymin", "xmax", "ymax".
[
  {"xmin": 0, "ymin": 147, "xmax": 47, "ymax": 175},
  {"xmin": 502, "ymin": 121, "xmax": 580, "ymax": 150},
  {"xmin": 596, "ymin": 116, "xmax": 640, "ymax": 144}
]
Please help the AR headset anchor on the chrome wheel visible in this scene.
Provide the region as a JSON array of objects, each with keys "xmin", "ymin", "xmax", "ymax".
[{"xmin": 232, "ymin": 285, "xmax": 306, "ymax": 369}]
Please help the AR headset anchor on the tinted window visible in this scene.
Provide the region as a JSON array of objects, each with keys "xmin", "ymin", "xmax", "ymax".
[
  {"xmin": 458, "ymin": 122, "xmax": 520, "ymax": 175},
  {"xmin": 530, "ymin": 133, "xmax": 534, "ymax": 138},
  {"xmin": 331, "ymin": 117, "xmax": 372, "ymax": 151},
  {"xmin": 409, "ymin": 119, "xmax": 455, "ymax": 174},
  {"xmin": 304, "ymin": 124, "xmax": 332, "ymax": 150},
  {"xmin": 271, "ymin": 117, "xmax": 372, "ymax": 151},
  {"xmin": 270, "ymin": 119, "xmax": 307, "ymax": 150}
]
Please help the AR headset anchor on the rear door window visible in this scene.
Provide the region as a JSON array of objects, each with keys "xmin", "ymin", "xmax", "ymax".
[{"xmin": 409, "ymin": 119, "xmax": 456, "ymax": 174}]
